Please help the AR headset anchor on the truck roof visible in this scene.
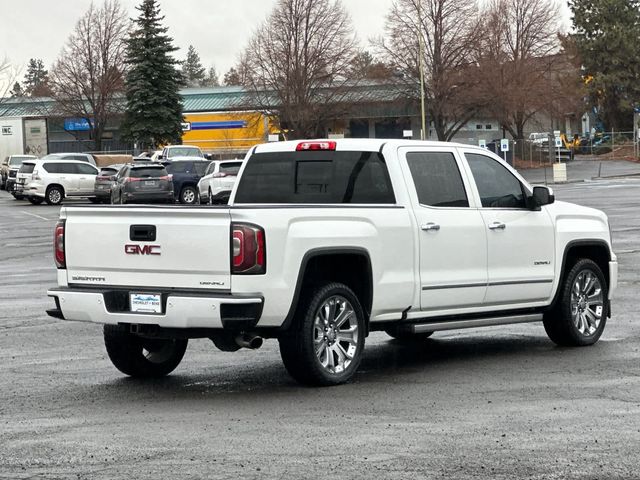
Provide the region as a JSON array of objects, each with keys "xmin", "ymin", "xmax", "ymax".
[{"xmin": 253, "ymin": 138, "xmax": 489, "ymax": 155}]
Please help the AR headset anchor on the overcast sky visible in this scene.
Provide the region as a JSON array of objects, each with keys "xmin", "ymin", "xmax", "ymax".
[{"xmin": 1, "ymin": 0, "xmax": 571, "ymax": 82}]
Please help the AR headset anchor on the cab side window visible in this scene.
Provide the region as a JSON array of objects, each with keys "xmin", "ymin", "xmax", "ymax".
[
  {"xmin": 406, "ymin": 152, "xmax": 469, "ymax": 207},
  {"xmin": 465, "ymin": 153, "xmax": 526, "ymax": 208}
]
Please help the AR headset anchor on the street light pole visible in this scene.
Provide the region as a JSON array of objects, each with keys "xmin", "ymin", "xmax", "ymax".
[{"xmin": 417, "ymin": 0, "xmax": 427, "ymax": 140}]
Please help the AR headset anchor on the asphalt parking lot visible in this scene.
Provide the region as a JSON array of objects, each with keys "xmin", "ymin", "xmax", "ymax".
[{"xmin": 0, "ymin": 179, "xmax": 639, "ymax": 480}]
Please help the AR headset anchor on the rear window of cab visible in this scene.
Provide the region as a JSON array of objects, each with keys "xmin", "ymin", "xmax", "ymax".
[{"xmin": 234, "ymin": 150, "xmax": 395, "ymax": 204}]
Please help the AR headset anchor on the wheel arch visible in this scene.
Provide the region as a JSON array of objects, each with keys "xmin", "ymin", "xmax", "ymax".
[
  {"xmin": 550, "ymin": 239, "xmax": 612, "ymax": 314},
  {"xmin": 280, "ymin": 247, "xmax": 374, "ymax": 333}
]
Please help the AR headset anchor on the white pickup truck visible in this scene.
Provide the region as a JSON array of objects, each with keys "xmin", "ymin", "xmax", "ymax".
[{"xmin": 47, "ymin": 139, "xmax": 618, "ymax": 386}]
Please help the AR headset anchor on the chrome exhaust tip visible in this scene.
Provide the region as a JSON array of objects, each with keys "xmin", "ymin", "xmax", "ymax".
[{"xmin": 235, "ymin": 334, "xmax": 263, "ymax": 350}]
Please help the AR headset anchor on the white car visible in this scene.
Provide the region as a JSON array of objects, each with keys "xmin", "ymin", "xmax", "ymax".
[
  {"xmin": 197, "ymin": 159, "xmax": 243, "ymax": 204},
  {"xmin": 17, "ymin": 159, "xmax": 99, "ymax": 205}
]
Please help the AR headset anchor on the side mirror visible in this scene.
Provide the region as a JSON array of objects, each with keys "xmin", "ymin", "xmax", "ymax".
[
  {"xmin": 108, "ymin": 175, "xmax": 117, "ymax": 181},
  {"xmin": 531, "ymin": 185, "xmax": 554, "ymax": 209}
]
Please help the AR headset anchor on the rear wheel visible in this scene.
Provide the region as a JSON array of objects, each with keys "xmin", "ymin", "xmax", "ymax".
[
  {"xmin": 180, "ymin": 186, "xmax": 197, "ymax": 204},
  {"xmin": 279, "ymin": 283, "xmax": 365, "ymax": 386},
  {"xmin": 27, "ymin": 196, "xmax": 44, "ymax": 205},
  {"xmin": 103, "ymin": 324, "xmax": 188, "ymax": 377},
  {"xmin": 45, "ymin": 186, "xmax": 63, "ymax": 205},
  {"xmin": 543, "ymin": 258, "xmax": 607, "ymax": 346}
]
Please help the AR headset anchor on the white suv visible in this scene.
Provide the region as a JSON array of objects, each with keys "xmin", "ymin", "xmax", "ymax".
[
  {"xmin": 17, "ymin": 159, "xmax": 99, "ymax": 205},
  {"xmin": 197, "ymin": 159, "xmax": 243, "ymax": 204}
]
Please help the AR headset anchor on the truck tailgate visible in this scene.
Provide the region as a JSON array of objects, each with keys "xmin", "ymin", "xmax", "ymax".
[{"xmin": 63, "ymin": 206, "xmax": 231, "ymax": 290}]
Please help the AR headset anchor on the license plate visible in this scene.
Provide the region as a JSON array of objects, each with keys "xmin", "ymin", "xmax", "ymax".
[
  {"xmin": 145, "ymin": 180, "xmax": 157, "ymax": 186},
  {"xmin": 130, "ymin": 293, "xmax": 162, "ymax": 313}
]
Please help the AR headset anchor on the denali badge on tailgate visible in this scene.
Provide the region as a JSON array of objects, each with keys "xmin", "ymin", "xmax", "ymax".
[{"xmin": 125, "ymin": 244, "xmax": 161, "ymax": 255}]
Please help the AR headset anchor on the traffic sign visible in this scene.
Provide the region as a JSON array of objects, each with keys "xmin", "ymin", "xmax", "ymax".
[
  {"xmin": 500, "ymin": 139, "xmax": 509, "ymax": 152},
  {"xmin": 554, "ymin": 137, "xmax": 562, "ymax": 148},
  {"xmin": 478, "ymin": 139, "xmax": 486, "ymax": 149}
]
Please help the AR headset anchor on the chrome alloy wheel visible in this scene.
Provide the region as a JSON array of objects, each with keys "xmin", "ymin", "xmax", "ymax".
[
  {"xmin": 48, "ymin": 189, "xmax": 62, "ymax": 204},
  {"xmin": 571, "ymin": 269, "xmax": 604, "ymax": 336},
  {"xmin": 182, "ymin": 188, "xmax": 196, "ymax": 203},
  {"xmin": 313, "ymin": 296, "xmax": 359, "ymax": 374}
]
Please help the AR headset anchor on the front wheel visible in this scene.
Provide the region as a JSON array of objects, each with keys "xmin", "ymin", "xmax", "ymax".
[
  {"xmin": 543, "ymin": 258, "xmax": 607, "ymax": 346},
  {"xmin": 279, "ymin": 283, "xmax": 366, "ymax": 386},
  {"xmin": 103, "ymin": 325, "xmax": 188, "ymax": 377}
]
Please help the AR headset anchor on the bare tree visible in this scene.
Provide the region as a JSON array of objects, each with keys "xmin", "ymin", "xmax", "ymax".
[
  {"xmin": 240, "ymin": 0, "xmax": 359, "ymax": 139},
  {"xmin": 50, "ymin": 0, "xmax": 129, "ymax": 150},
  {"xmin": 373, "ymin": 0, "xmax": 483, "ymax": 141},
  {"xmin": 0, "ymin": 57, "xmax": 21, "ymax": 106},
  {"xmin": 476, "ymin": 0, "xmax": 560, "ymax": 139}
]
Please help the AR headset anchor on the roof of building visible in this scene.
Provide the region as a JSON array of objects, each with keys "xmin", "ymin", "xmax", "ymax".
[{"xmin": 0, "ymin": 82, "xmax": 417, "ymax": 118}]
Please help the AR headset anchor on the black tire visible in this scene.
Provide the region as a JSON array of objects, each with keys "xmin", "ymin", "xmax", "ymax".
[
  {"xmin": 180, "ymin": 186, "xmax": 197, "ymax": 205},
  {"xmin": 385, "ymin": 328, "xmax": 433, "ymax": 342},
  {"xmin": 103, "ymin": 324, "xmax": 188, "ymax": 377},
  {"xmin": 45, "ymin": 186, "xmax": 63, "ymax": 205},
  {"xmin": 278, "ymin": 282, "xmax": 366, "ymax": 386},
  {"xmin": 543, "ymin": 258, "xmax": 608, "ymax": 347},
  {"xmin": 27, "ymin": 196, "xmax": 44, "ymax": 205}
]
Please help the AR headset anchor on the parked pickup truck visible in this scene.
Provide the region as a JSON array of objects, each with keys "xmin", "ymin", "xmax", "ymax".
[{"xmin": 46, "ymin": 139, "xmax": 618, "ymax": 386}]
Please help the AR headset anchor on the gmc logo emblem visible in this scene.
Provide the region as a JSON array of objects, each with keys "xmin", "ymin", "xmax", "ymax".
[{"xmin": 125, "ymin": 244, "xmax": 161, "ymax": 255}]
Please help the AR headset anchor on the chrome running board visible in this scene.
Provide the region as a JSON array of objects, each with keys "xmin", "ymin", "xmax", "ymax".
[{"xmin": 411, "ymin": 313, "xmax": 543, "ymax": 333}]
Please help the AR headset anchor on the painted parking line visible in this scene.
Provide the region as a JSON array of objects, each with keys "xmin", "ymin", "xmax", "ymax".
[{"xmin": 21, "ymin": 210, "xmax": 51, "ymax": 221}]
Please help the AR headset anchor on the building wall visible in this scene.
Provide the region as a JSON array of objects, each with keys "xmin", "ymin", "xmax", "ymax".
[{"xmin": 182, "ymin": 111, "xmax": 272, "ymax": 153}]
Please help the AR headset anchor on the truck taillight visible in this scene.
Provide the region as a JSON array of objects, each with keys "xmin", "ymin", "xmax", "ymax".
[
  {"xmin": 54, "ymin": 220, "xmax": 66, "ymax": 269},
  {"xmin": 231, "ymin": 223, "xmax": 265, "ymax": 274}
]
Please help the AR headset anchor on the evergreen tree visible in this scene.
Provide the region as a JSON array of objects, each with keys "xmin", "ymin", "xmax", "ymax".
[
  {"xmin": 121, "ymin": 0, "xmax": 184, "ymax": 148},
  {"xmin": 182, "ymin": 45, "xmax": 206, "ymax": 87},
  {"xmin": 23, "ymin": 58, "xmax": 52, "ymax": 96},
  {"xmin": 570, "ymin": 0, "xmax": 640, "ymax": 130},
  {"xmin": 202, "ymin": 65, "xmax": 220, "ymax": 87},
  {"xmin": 223, "ymin": 67, "xmax": 241, "ymax": 86},
  {"xmin": 10, "ymin": 82, "xmax": 23, "ymax": 97}
]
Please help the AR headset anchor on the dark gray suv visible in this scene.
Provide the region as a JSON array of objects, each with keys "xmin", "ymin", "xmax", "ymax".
[{"xmin": 110, "ymin": 164, "xmax": 174, "ymax": 204}]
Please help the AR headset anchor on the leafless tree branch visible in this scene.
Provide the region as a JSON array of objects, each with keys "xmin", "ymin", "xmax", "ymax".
[{"xmin": 49, "ymin": 0, "xmax": 129, "ymax": 150}]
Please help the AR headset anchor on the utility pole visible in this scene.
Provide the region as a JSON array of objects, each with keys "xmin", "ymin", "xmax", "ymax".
[{"xmin": 417, "ymin": 0, "xmax": 427, "ymax": 140}]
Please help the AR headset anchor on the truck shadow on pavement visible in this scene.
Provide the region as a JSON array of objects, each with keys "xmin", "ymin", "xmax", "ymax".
[{"xmin": 99, "ymin": 332, "xmax": 597, "ymax": 398}]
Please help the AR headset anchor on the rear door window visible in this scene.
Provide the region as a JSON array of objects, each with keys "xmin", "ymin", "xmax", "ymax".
[
  {"xmin": 234, "ymin": 151, "xmax": 395, "ymax": 204},
  {"xmin": 406, "ymin": 152, "xmax": 469, "ymax": 207}
]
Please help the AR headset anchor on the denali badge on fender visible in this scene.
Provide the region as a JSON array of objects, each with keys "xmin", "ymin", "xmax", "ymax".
[{"xmin": 125, "ymin": 244, "xmax": 161, "ymax": 255}]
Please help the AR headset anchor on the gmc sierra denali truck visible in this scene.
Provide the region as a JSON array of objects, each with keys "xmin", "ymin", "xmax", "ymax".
[{"xmin": 46, "ymin": 139, "xmax": 618, "ymax": 386}]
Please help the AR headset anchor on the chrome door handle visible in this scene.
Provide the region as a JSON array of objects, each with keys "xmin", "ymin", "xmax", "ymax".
[
  {"xmin": 488, "ymin": 222, "xmax": 506, "ymax": 230},
  {"xmin": 421, "ymin": 223, "xmax": 440, "ymax": 231}
]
